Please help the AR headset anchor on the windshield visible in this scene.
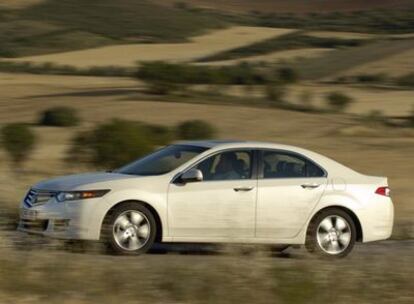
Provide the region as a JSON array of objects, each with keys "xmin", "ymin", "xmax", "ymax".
[{"xmin": 116, "ymin": 145, "xmax": 208, "ymax": 176}]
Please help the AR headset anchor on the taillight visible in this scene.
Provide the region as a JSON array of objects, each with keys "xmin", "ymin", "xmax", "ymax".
[{"xmin": 375, "ymin": 186, "xmax": 390, "ymax": 197}]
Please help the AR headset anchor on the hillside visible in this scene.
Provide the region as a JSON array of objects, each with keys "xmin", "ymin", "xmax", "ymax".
[
  {"xmin": 0, "ymin": 0, "xmax": 226, "ymax": 57},
  {"xmin": 6, "ymin": 27, "xmax": 292, "ymax": 68},
  {"xmin": 156, "ymin": 0, "xmax": 414, "ymax": 13}
]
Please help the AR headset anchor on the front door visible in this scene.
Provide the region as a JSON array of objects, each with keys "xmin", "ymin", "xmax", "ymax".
[{"xmin": 168, "ymin": 150, "xmax": 257, "ymax": 240}]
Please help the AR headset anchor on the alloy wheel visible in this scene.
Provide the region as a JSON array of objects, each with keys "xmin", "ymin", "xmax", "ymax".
[
  {"xmin": 316, "ymin": 215, "xmax": 352, "ymax": 255},
  {"xmin": 112, "ymin": 210, "xmax": 151, "ymax": 251}
]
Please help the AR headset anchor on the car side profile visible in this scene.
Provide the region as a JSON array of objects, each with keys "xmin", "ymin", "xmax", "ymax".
[{"xmin": 18, "ymin": 141, "xmax": 394, "ymax": 257}]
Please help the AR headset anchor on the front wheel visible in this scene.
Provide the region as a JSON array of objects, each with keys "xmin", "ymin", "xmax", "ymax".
[
  {"xmin": 305, "ymin": 208, "xmax": 356, "ymax": 258},
  {"xmin": 102, "ymin": 202, "xmax": 157, "ymax": 255}
]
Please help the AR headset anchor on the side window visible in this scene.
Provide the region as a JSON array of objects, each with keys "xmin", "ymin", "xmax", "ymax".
[
  {"xmin": 261, "ymin": 150, "xmax": 325, "ymax": 178},
  {"xmin": 307, "ymin": 161, "xmax": 325, "ymax": 177},
  {"xmin": 195, "ymin": 150, "xmax": 252, "ymax": 181}
]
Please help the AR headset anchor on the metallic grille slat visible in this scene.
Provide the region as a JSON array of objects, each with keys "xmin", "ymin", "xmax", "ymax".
[{"xmin": 23, "ymin": 189, "xmax": 56, "ymax": 208}]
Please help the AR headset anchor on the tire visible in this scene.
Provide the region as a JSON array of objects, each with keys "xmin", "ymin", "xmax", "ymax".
[
  {"xmin": 305, "ymin": 208, "xmax": 356, "ymax": 258},
  {"xmin": 102, "ymin": 202, "xmax": 157, "ymax": 255}
]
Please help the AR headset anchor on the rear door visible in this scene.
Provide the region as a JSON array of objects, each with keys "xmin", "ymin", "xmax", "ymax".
[{"xmin": 256, "ymin": 150, "xmax": 327, "ymax": 239}]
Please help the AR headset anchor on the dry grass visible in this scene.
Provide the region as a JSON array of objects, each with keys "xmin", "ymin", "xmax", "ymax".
[
  {"xmin": 296, "ymin": 39, "xmax": 414, "ymax": 79},
  {"xmin": 190, "ymin": 82, "xmax": 414, "ymax": 117},
  {"xmin": 195, "ymin": 48, "xmax": 332, "ymax": 66},
  {"xmin": 338, "ymin": 48, "xmax": 414, "ymax": 77},
  {"xmin": 0, "ymin": 73, "xmax": 413, "ymax": 238},
  {"xmin": 288, "ymin": 83, "xmax": 414, "ymax": 117},
  {"xmin": 6, "ymin": 27, "xmax": 296, "ymax": 68},
  {"xmin": 305, "ymin": 31, "xmax": 376, "ymax": 40},
  {"xmin": 305, "ymin": 31, "xmax": 414, "ymax": 41},
  {"xmin": 0, "ymin": 0, "xmax": 43, "ymax": 9},
  {"xmin": 0, "ymin": 240, "xmax": 412, "ymax": 304}
]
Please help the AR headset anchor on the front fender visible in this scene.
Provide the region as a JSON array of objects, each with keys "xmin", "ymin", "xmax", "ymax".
[{"xmin": 87, "ymin": 189, "xmax": 168, "ymax": 240}]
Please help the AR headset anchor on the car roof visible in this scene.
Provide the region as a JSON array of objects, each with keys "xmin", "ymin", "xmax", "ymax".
[
  {"xmin": 175, "ymin": 140, "xmax": 246, "ymax": 148},
  {"xmin": 175, "ymin": 139, "xmax": 298, "ymax": 150}
]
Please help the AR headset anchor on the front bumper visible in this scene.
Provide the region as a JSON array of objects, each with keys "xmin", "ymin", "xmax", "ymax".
[{"xmin": 17, "ymin": 198, "xmax": 103, "ymax": 240}]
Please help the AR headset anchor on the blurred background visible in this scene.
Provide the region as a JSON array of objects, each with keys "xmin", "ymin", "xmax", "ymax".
[{"xmin": 0, "ymin": 0, "xmax": 413, "ymax": 303}]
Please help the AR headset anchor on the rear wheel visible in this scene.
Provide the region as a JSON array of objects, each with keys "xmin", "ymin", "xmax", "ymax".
[
  {"xmin": 306, "ymin": 208, "xmax": 356, "ymax": 258},
  {"xmin": 102, "ymin": 202, "xmax": 156, "ymax": 255}
]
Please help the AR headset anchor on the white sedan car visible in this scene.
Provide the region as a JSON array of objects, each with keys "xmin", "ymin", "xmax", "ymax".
[{"xmin": 18, "ymin": 141, "xmax": 393, "ymax": 257}]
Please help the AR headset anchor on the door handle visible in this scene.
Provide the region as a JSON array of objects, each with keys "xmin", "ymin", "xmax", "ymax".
[
  {"xmin": 233, "ymin": 186, "xmax": 254, "ymax": 192},
  {"xmin": 301, "ymin": 183, "xmax": 320, "ymax": 189}
]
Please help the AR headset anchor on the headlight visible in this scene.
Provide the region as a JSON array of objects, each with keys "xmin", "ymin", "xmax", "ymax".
[{"xmin": 56, "ymin": 190, "xmax": 110, "ymax": 202}]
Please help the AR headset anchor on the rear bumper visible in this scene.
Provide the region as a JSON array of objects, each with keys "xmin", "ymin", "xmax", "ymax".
[{"xmin": 359, "ymin": 197, "xmax": 394, "ymax": 243}]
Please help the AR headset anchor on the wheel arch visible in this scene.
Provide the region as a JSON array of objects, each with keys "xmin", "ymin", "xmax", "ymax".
[
  {"xmin": 100, "ymin": 200, "xmax": 163, "ymax": 242},
  {"xmin": 308, "ymin": 205, "xmax": 363, "ymax": 242}
]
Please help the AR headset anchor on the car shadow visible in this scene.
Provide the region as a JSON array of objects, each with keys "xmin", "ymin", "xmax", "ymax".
[
  {"xmin": 148, "ymin": 243, "xmax": 295, "ymax": 259},
  {"xmin": 7, "ymin": 230, "xmax": 296, "ymax": 258}
]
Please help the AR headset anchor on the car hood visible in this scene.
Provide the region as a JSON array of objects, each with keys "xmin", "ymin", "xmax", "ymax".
[{"xmin": 33, "ymin": 172, "xmax": 138, "ymax": 191}]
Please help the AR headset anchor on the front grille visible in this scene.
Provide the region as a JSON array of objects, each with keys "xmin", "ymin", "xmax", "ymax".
[
  {"xmin": 23, "ymin": 189, "xmax": 56, "ymax": 208},
  {"xmin": 20, "ymin": 219, "xmax": 49, "ymax": 232},
  {"xmin": 53, "ymin": 219, "xmax": 70, "ymax": 232}
]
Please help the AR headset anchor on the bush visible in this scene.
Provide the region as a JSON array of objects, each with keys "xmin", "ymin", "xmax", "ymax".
[
  {"xmin": 174, "ymin": 1, "xmax": 189, "ymax": 9},
  {"xmin": 68, "ymin": 120, "xmax": 171, "ymax": 169},
  {"xmin": 136, "ymin": 61, "xmax": 266, "ymax": 86},
  {"xmin": 396, "ymin": 73, "xmax": 414, "ymax": 87},
  {"xmin": 409, "ymin": 106, "xmax": 414, "ymax": 127},
  {"xmin": 276, "ymin": 67, "xmax": 299, "ymax": 84},
  {"xmin": 355, "ymin": 73, "xmax": 387, "ymax": 83},
  {"xmin": 365, "ymin": 110, "xmax": 386, "ymax": 125},
  {"xmin": 325, "ymin": 91, "xmax": 354, "ymax": 112},
  {"xmin": 265, "ymin": 84, "xmax": 286, "ymax": 104},
  {"xmin": 1, "ymin": 123, "xmax": 36, "ymax": 168},
  {"xmin": 176, "ymin": 120, "xmax": 216, "ymax": 140},
  {"xmin": 146, "ymin": 81, "xmax": 182, "ymax": 95},
  {"xmin": 40, "ymin": 107, "xmax": 80, "ymax": 127}
]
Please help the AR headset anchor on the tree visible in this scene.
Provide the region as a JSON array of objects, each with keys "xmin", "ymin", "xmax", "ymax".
[
  {"xmin": 277, "ymin": 67, "xmax": 299, "ymax": 84},
  {"xmin": 176, "ymin": 120, "xmax": 216, "ymax": 140},
  {"xmin": 265, "ymin": 84, "xmax": 286, "ymax": 104},
  {"xmin": 40, "ymin": 106, "xmax": 80, "ymax": 126},
  {"xmin": 68, "ymin": 120, "xmax": 171, "ymax": 169},
  {"xmin": 326, "ymin": 91, "xmax": 354, "ymax": 112},
  {"xmin": 1, "ymin": 123, "xmax": 36, "ymax": 169},
  {"xmin": 409, "ymin": 105, "xmax": 414, "ymax": 127}
]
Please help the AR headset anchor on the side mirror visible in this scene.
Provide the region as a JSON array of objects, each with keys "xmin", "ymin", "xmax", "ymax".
[{"xmin": 180, "ymin": 168, "xmax": 203, "ymax": 183}]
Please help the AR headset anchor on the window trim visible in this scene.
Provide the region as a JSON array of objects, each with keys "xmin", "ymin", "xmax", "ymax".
[
  {"xmin": 257, "ymin": 149, "xmax": 328, "ymax": 179},
  {"xmin": 172, "ymin": 148, "xmax": 259, "ymax": 184}
]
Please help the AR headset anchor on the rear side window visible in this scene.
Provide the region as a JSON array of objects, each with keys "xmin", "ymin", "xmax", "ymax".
[{"xmin": 261, "ymin": 150, "xmax": 325, "ymax": 178}]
